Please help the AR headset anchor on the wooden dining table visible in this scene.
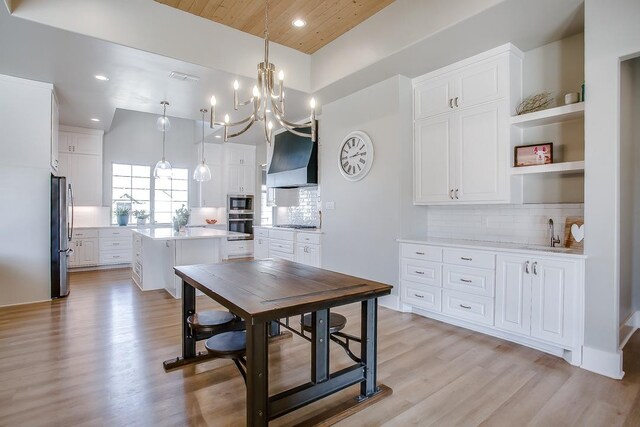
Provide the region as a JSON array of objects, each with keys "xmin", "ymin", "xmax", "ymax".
[{"xmin": 172, "ymin": 259, "xmax": 393, "ymax": 426}]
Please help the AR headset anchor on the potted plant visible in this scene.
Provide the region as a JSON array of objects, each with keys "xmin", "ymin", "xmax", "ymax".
[
  {"xmin": 133, "ymin": 210, "xmax": 150, "ymax": 226},
  {"xmin": 173, "ymin": 204, "xmax": 190, "ymax": 232},
  {"xmin": 115, "ymin": 206, "xmax": 131, "ymax": 226}
]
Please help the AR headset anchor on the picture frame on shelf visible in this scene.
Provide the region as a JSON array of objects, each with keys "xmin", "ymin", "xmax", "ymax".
[{"xmin": 514, "ymin": 143, "xmax": 553, "ymax": 167}]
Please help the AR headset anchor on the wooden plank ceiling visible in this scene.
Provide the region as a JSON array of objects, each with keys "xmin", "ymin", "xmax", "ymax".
[{"xmin": 155, "ymin": 0, "xmax": 396, "ymax": 54}]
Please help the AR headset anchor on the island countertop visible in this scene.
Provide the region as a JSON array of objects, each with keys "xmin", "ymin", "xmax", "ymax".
[{"xmin": 133, "ymin": 227, "xmax": 248, "ymax": 241}]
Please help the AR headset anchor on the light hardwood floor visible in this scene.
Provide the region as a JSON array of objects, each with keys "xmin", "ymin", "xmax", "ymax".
[{"xmin": 1, "ymin": 268, "xmax": 639, "ymax": 426}]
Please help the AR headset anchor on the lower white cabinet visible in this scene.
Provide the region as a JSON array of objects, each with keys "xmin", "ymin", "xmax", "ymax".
[
  {"xmin": 399, "ymin": 241, "xmax": 585, "ymax": 366},
  {"xmin": 69, "ymin": 228, "xmax": 132, "ymax": 269},
  {"xmin": 224, "ymin": 240, "xmax": 254, "ymax": 259},
  {"xmin": 295, "ymin": 243, "xmax": 321, "ymax": 268},
  {"xmin": 69, "ymin": 238, "xmax": 99, "ymax": 267},
  {"xmin": 253, "ymin": 227, "xmax": 322, "ymax": 267},
  {"xmin": 254, "ymin": 236, "xmax": 269, "ymax": 259}
]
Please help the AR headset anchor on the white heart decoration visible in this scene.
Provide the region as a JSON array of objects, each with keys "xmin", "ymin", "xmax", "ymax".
[{"xmin": 571, "ymin": 224, "xmax": 585, "ymax": 243}]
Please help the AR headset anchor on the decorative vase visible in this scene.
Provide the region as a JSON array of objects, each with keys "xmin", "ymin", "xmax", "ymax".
[{"xmin": 117, "ymin": 215, "xmax": 129, "ymax": 226}]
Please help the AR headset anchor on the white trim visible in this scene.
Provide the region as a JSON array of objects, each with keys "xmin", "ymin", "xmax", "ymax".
[
  {"xmin": 0, "ymin": 298, "xmax": 52, "ymax": 308},
  {"xmin": 581, "ymin": 346, "xmax": 624, "ymax": 379},
  {"xmin": 379, "ymin": 294, "xmax": 400, "ymax": 311},
  {"xmin": 70, "ymin": 263, "xmax": 131, "ymax": 272},
  {"xmin": 620, "ymin": 310, "xmax": 640, "ymax": 349},
  {"xmin": 59, "ymin": 125, "xmax": 104, "ymax": 136},
  {"xmin": 0, "ymin": 73, "xmax": 53, "ymax": 90}
]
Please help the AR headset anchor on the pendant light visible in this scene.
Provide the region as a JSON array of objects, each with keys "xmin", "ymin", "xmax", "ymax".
[
  {"xmin": 193, "ymin": 108, "xmax": 212, "ymax": 182},
  {"xmin": 154, "ymin": 101, "xmax": 172, "ymax": 179}
]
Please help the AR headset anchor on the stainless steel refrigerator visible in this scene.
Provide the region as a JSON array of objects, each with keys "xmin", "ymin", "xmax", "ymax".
[{"xmin": 51, "ymin": 175, "xmax": 73, "ymax": 298}]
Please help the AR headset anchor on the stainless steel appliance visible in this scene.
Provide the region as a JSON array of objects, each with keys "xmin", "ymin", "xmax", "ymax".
[
  {"xmin": 51, "ymin": 175, "xmax": 74, "ymax": 298},
  {"xmin": 227, "ymin": 195, "xmax": 254, "ymax": 241}
]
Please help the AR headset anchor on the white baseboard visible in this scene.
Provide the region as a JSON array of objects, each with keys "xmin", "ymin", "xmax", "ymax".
[
  {"xmin": 379, "ymin": 294, "xmax": 400, "ymax": 311},
  {"xmin": 581, "ymin": 346, "xmax": 624, "ymax": 379}
]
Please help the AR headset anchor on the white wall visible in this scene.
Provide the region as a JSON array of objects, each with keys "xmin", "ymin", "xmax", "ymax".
[
  {"xmin": 0, "ymin": 74, "xmax": 52, "ymax": 306},
  {"xmin": 319, "ymin": 76, "xmax": 425, "ymax": 301},
  {"xmin": 102, "ymin": 108, "xmax": 198, "ymax": 207},
  {"xmin": 634, "ymin": 62, "xmax": 640, "ymax": 314},
  {"xmin": 583, "ymin": 0, "xmax": 640, "ymax": 378}
]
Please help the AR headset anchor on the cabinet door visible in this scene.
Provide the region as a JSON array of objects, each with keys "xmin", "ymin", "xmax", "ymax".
[
  {"xmin": 414, "ymin": 75, "xmax": 454, "ymax": 119},
  {"xmin": 530, "ymin": 259, "xmax": 577, "ymax": 347},
  {"xmin": 68, "ymin": 240, "xmax": 79, "ymax": 266},
  {"xmin": 254, "ymin": 237, "xmax": 269, "ymax": 260},
  {"xmin": 495, "ymin": 255, "xmax": 531, "ymax": 335},
  {"xmin": 79, "ymin": 239, "xmax": 99, "ymax": 265},
  {"xmin": 241, "ymin": 164, "xmax": 256, "ymax": 195},
  {"xmin": 453, "ymin": 101, "xmax": 507, "ymax": 202},
  {"xmin": 71, "ymin": 154, "xmax": 102, "ymax": 206},
  {"xmin": 204, "ymin": 143, "xmax": 222, "ymax": 165},
  {"xmin": 51, "ymin": 93, "xmax": 59, "ymax": 172},
  {"xmin": 296, "ymin": 243, "xmax": 320, "ymax": 268},
  {"xmin": 455, "ymin": 56, "xmax": 507, "ymax": 110},
  {"xmin": 414, "ymin": 116, "xmax": 454, "ymax": 204},
  {"xmin": 200, "ymin": 164, "xmax": 223, "ymax": 207},
  {"xmin": 72, "ymin": 134, "xmax": 102, "ymax": 155},
  {"xmin": 225, "ymin": 144, "xmax": 244, "ymax": 165},
  {"xmin": 59, "ymin": 132, "xmax": 72, "ymax": 153}
]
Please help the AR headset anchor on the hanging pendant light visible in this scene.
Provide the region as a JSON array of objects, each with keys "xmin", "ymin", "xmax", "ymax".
[
  {"xmin": 154, "ymin": 101, "xmax": 172, "ymax": 179},
  {"xmin": 193, "ymin": 108, "xmax": 212, "ymax": 182}
]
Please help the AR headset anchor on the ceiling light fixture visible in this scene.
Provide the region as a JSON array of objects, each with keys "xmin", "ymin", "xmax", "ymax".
[
  {"xmin": 209, "ymin": 0, "xmax": 316, "ymax": 146},
  {"xmin": 153, "ymin": 101, "xmax": 172, "ymax": 179},
  {"xmin": 193, "ymin": 108, "xmax": 212, "ymax": 182},
  {"xmin": 215, "ymin": 135, "xmax": 221, "ymax": 139},
  {"xmin": 95, "ymin": 75, "xmax": 109, "ymax": 81},
  {"xmin": 292, "ymin": 18, "xmax": 306, "ymax": 28},
  {"xmin": 90, "ymin": 118, "xmax": 100, "ymax": 122}
]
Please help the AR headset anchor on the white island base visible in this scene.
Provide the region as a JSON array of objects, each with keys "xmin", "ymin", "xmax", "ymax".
[{"xmin": 132, "ymin": 228, "xmax": 248, "ymax": 299}]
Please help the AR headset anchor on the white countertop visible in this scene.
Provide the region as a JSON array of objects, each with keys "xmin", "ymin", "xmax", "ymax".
[
  {"xmin": 397, "ymin": 236, "xmax": 587, "ymax": 259},
  {"xmin": 76, "ymin": 223, "xmax": 227, "ymax": 230},
  {"xmin": 133, "ymin": 227, "xmax": 248, "ymax": 241},
  {"xmin": 254, "ymin": 225, "xmax": 323, "ymax": 234}
]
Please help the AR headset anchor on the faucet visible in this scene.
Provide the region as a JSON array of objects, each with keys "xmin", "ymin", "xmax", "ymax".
[{"xmin": 548, "ymin": 219, "xmax": 561, "ymax": 248}]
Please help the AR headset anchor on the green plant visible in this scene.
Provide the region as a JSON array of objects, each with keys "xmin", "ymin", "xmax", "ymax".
[
  {"xmin": 115, "ymin": 206, "xmax": 130, "ymax": 217},
  {"xmin": 133, "ymin": 209, "xmax": 149, "ymax": 220}
]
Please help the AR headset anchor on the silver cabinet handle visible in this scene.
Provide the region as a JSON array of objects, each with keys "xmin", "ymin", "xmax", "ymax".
[
  {"xmin": 449, "ymin": 189, "xmax": 454, "ymax": 199},
  {"xmin": 79, "ymin": 241, "xmax": 82, "ymax": 247},
  {"xmin": 415, "ymin": 251, "xmax": 425, "ymax": 255},
  {"xmin": 455, "ymin": 189, "xmax": 459, "ymax": 199},
  {"xmin": 460, "ymin": 278, "xmax": 472, "ymax": 283},
  {"xmin": 460, "ymin": 257, "xmax": 472, "ymax": 261},
  {"xmin": 449, "ymin": 98, "xmax": 454, "ymax": 109},
  {"xmin": 415, "ymin": 270, "xmax": 425, "ymax": 275},
  {"xmin": 460, "ymin": 304, "xmax": 472, "ymax": 309},
  {"xmin": 532, "ymin": 262, "xmax": 538, "ymax": 275},
  {"xmin": 414, "ymin": 293, "xmax": 425, "ymax": 299},
  {"xmin": 524, "ymin": 261, "xmax": 530, "ymax": 274},
  {"xmin": 454, "ymin": 97, "xmax": 459, "ymax": 107}
]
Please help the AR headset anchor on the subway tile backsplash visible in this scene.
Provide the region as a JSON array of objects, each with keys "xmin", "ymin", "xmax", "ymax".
[{"xmin": 427, "ymin": 204, "xmax": 584, "ymax": 246}]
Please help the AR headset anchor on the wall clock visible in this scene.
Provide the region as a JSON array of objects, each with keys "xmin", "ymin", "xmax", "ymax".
[{"xmin": 338, "ymin": 131, "xmax": 374, "ymax": 181}]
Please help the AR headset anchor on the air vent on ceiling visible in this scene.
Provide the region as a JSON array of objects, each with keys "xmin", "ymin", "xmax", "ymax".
[{"xmin": 169, "ymin": 71, "xmax": 200, "ymax": 82}]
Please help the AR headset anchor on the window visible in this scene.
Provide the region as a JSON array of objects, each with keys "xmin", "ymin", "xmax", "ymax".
[{"xmin": 111, "ymin": 163, "xmax": 189, "ymax": 224}]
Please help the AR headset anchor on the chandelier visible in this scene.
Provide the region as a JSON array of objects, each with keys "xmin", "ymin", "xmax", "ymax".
[{"xmin": 209, "ymin": 0, "xmax": 316, "ymax": 144}]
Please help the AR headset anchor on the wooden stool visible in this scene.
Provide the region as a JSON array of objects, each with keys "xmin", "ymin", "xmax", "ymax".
[
  {"xmin": 301, "ymin": 312, "xmax": 347, "ymax": 334},
  {"xmin": 186, "ymin": 310, "xmax": 235, "ymax": 333},
  {"xmin": 204, "ymin": 331, "xmax": 247, "ymax": 383}
]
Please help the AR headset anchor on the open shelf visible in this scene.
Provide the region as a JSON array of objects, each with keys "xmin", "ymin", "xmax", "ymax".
[
  {"xmin": 510, "ymin": 161, "xmax": 585, "ymax": 175},
  {"xmin": 511, "ymin": 102, "xmax": 584, "ymax": 128}
]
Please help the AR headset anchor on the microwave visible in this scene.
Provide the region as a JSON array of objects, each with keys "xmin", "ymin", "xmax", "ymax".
[{"xmin": 228, "ymin": 195, "xmax": 254, "ymax": 212}]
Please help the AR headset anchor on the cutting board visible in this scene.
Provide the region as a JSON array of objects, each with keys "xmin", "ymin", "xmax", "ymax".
[{"xmin": 564, "ymin": 217, "xmax": 584, "ymax": 251}]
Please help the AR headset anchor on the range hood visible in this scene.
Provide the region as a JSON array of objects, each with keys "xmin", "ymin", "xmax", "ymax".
[{"xmin": 267, "ymin": 126, "xmax": 318, "ymax": 189}]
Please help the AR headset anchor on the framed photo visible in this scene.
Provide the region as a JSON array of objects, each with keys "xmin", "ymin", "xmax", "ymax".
[{"xmin": 514, "ymin": 143, "xmax": 553, "ymax": 167}]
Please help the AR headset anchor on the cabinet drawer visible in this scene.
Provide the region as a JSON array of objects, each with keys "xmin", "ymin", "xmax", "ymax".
[
  {"xmin": 226, "ymin": 241, "xmax": 253, "ymax": 255},
  {"xmin": 99, "ymin": 250, "xmax": 131, "ymax": 264},
  {"xmin": 443, "ymin": 248, "xmax": 495, "ymax": 269},
  {"xmin": 400, "ymin": 243, "xmax": 442, "ymax": 262},
  {"xmin": 400, "ymin": 259, "xmax": 442, "ymax": 287},
  {"xmin": 402, "ymin": 281, "xmax": 442, "ymax": 312},
  {"xmin": 270, "ymin": 239, "xmax": 294, "ymax": 254},
  {"xmin": 100, "ymin": 238, "xmax": 132, "ymax": 251},
  {"xmin": 443, "ymin": 264, "xmax": 495, "ymax": 297},
  {"xmin": 255, "ymin": 228, "xmax": 269, "ymax": 238},
  {"xmin": 268, "ymin": 229, "xmax": 295, "ymax": 241},
  {"xmin": 99, "ymin": 228, "xmax": 131, "ymax": 238},
  {"xmin": 271, "ymin": 251, "xmax": 295, "ymax": 262},
  {"xmin": 442, "ymin": 290, "xmax": 494, "ymax": 326},
  {"xmin": 73, "ymin": 229, "xmax": 98, "ymax": 239},
  {"xmin": 296, "ymin": 232, "xmax": 321, "ymax": 244}
]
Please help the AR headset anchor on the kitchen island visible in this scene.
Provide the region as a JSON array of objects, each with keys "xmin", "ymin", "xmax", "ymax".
[{"xmin": 131, "ymin": 228, "xmax": 248, "ymax": 298}]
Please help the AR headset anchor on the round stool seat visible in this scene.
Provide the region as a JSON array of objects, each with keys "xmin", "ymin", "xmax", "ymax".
[
  {"xmin": 187, "ymin": 310, "xmax": 235, "ymax": 331},
  {"xmin": 204, "ymin": 331, "xmax": 247, "ymax": 358},
  {"xmin": 301, "ymin": 313, "xmax": 347, "ymax": 334}
]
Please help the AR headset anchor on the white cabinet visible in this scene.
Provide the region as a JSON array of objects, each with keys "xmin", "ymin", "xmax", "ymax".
[
  {"xmin": 69, "ymin": 238, "xmax": 99, "ymax": 267},
  {"xmin": 296, "ymin": 243, "xmax": 321, "ymax": 268},
  {"xmin": 69, "ymin": 228, "xmax": 132, "ymax": 269},
  {"xmin": 58, "ymin": 126, "xmax": 103, "ymax": 206},
  {"xmin": 224, "ymin": 143, "xmax": 256, "ymax": 195},
  {"xmin": 50, "ymin": 92, "xmax": 59, "ymax": 172},
  {"xmin": 197, "ymin": 144, "xmax": 224, "ymax": 207},
  {"xmin": 495, "ymin": 255, "xmax": 578, "ymax": 347},
  {"xmin": 254, "ymin": 236, "xmax": 269, "ymax": 260},
  {"xmin": 412, "ymin": 45, "xmax": 522, "ymax": 205},
  {"xmin": 253, "ymin": 228, "xmax": 322, "ymax": 267}
]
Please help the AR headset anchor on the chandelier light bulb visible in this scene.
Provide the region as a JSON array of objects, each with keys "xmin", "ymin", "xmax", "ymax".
[
  {"xmin": 233, "ymin": 80, "xmax": 239, "ymax": 91},
  {"xmin": 267, "ymin": 121, "xmax": 273, "ymax": 130},
  {"xmin": 278, "ymin": 70, "xmax": 284, "ymax": 81},
  {"xmin": 224, "ymin": 114, "xmax": 230, "ymax": 124},
  {"xmin": 210, "ymin": 96, "xmax": 216, "ymax": 106},
  {"xmin": 310, "ymin": 98, "xmax": 316, "ymax": 109},
  {"xmin": 252, "ymin": 85, "xmax": 260, "ymax": 98}
]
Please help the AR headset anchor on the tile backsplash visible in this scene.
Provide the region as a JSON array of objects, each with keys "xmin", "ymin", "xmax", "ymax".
[{"xmin": 427, "ymin": 204, "xmax": 584, "ymax": 246}]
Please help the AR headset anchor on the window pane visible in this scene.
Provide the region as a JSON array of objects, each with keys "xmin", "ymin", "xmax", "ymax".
[
  {"xmin": 132, "ymin": 165, "xmax": 150, "ymax": 177},
  {"xmin": 111, "ymin": 163, "xmax": 151, "ymax": 225},
  {"xmin": 113, "ymin": 163, "xmax": 131, "ymax": 176},
  {"xmin": 152, "ymin": 167, "xmax": 189, "ymax": 224}
]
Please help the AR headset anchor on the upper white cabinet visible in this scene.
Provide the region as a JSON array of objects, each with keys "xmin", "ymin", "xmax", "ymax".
[
  {"xmin": 50, "ymin": 92, "xmax": 60, "ymax": 172},
  {"xmin": 413, "ymin": 44, "xmax": 522, "ymax": 205},
  {"xmin": 58, "ymin": 126, "xmax": 103, "ymax": 206},
  {"xmin": 197, "ymin": 144, "xmax": 224, "ymax": 207},
  {"xmin": 224, "ymin": 143, "xmax": 256, "ymax": 195}
]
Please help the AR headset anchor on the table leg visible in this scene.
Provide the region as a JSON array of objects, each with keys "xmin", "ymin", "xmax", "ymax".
[
  {"xmin": 182, "ymin": 279, "xmax": 196, "ymax": 359},
  {"xmin": 247, "ymin": 321, "xmax": 269, "ymax": 426},
  {"xmin": 360, "ymin": 298, "xmax": 379, "ymax": 399},
  {"xmin": 311, "ymin": 309, "xmax": 330, "ymax": 383}
]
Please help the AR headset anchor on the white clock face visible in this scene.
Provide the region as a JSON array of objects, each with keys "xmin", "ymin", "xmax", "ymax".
[{"xmin": 338, "ymin": 131, "xmax": 373, "ymax": 181}]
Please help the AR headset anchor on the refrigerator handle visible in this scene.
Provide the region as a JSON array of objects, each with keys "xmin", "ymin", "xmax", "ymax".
[{"xmin": 68, "ymin": 183, "xmax": 75, "ymax": 242}]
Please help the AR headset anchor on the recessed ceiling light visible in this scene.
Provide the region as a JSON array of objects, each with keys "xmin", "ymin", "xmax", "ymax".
[
  {"xmin": 95, "ymin": 75, "xmax": 109, "ymax": 81},
  {"xmin": 292, "ymin": 19, "xmax": 306, "ymax": 28},
  {"xmin": 215, "ymin": 135, "xmax": 221, "ymax": 139},
  {"xmin": 91, "ymin": 118, "xmax": 100, "ymax": 122}
]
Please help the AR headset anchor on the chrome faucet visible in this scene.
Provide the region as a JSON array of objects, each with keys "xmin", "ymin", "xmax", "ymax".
[{"xmin": 548, "ymin": 219, "xmax": 561, "ymax": 248}]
